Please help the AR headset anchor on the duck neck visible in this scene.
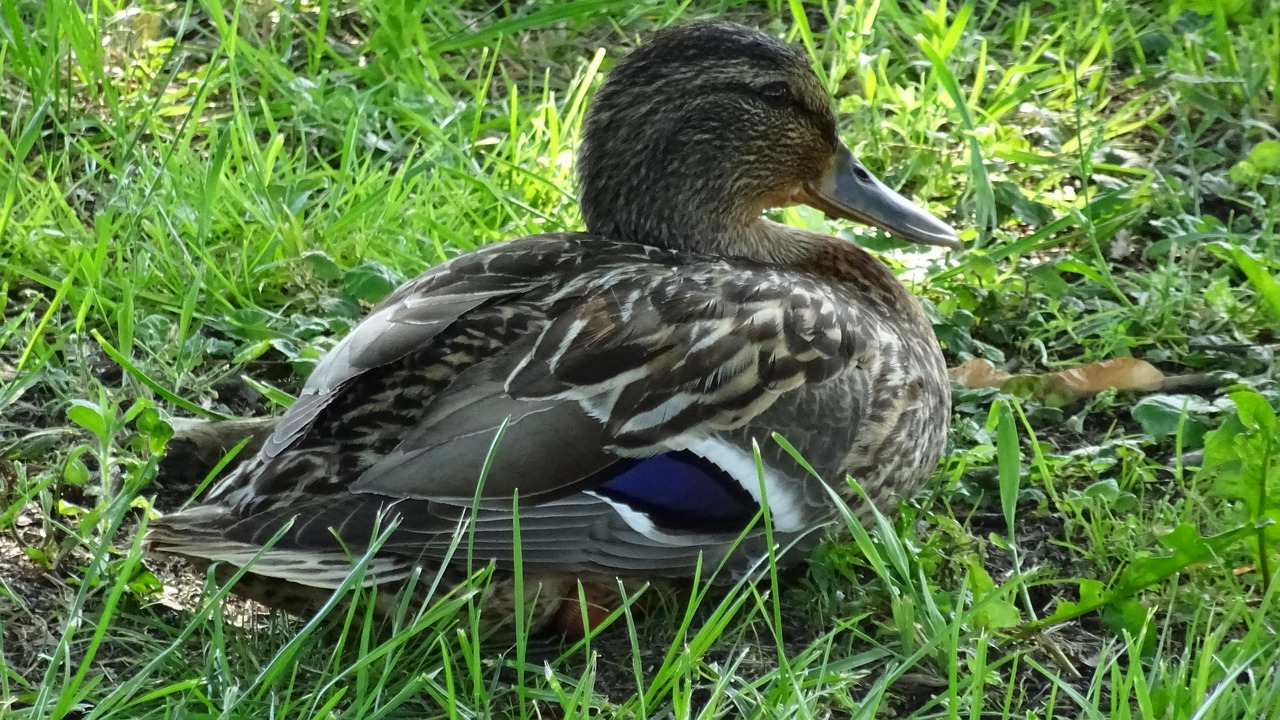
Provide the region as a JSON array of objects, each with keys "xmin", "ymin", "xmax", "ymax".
[
  {"xmin": 589, "ymin": 211, "xmax": 817, "ymax": 266},
  {"xmin": 726, "ymin": 220, "xmax": 907, "ymax": 289},
  {"xmin": 590, "ymin": 207, "xmax": 927, "ymax": 327},
  {"xmin": 698, "ymin": 218, "xmax": 819, "ymax": 265}
]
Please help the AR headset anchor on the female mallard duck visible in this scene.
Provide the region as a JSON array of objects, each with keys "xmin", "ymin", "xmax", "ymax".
[{"xmin": 148, "ymin": 21, "xmax": 958, "ymax": 633}]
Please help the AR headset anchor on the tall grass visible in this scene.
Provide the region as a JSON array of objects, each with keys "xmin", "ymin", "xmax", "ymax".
[{"xmin": 2, "ymin": 0, "xmax": 1279, "ymax": 717}]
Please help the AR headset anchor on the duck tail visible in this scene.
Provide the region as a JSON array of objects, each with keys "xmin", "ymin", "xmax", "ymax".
[{"xmin": 145, "ymin": 507, "xmax": 414, "ymax": 591}]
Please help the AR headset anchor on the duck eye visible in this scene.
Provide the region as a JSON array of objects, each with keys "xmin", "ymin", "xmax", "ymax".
[{"xmin": 757, "ymin": 82, "xmax": 792, "ymax": 105}]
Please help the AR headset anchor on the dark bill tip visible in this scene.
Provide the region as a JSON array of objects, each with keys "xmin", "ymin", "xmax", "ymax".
[{"xmin": 802, "ymin": 143, "xmax": 961, "ymax": 250}]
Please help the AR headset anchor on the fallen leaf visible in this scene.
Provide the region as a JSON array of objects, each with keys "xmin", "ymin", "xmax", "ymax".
[
  {"xmin": 950, "ymin": 357, "xmax": 1168, "ymax": 407},
  {"xmin": 948, "ymin": 358, "xmax": 1012, "ymax": 388},
  {"xmin": 1049, "ymin": 358, "xmax": 1165, "ymax": 395}
]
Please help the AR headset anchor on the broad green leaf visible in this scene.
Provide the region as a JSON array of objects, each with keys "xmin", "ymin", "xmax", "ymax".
[
  {"xmin": 1067, "ymin": 478, "xmax": 1138, "ymax": 513},
  {"xmin": 1227, "ymin": 247, "xmax": 1280, "ymax": 321},
  {"xmin": 1132, "ymin": 394, "xmax": 1213, "ymax": 445},
  {"xmin": 1201, "ymin": 391, "xmax": 1280, "ymax": 549},
  {"xmin": 1034, "ymin": 524, "xmax": 1254, "ymax": 629},
  {"xmin": 67, "ymin": 400, "xmax": 108, "ymax": 442},
  {"xmin": 342, "ymin": 261, "xmax": 401, "ymax": 305},
  {"xmin": 302, "ymin": 250, "xmax": 345, "ymax": 281},
  {"xmin": 1247, "ymin": 139, "xmax": 1280, "ymax": 172},
  {"xmin": 134, "ymin": 407, "xmax": 173, "ymax": 453},
  {"xmin": 63, "ymin": 454, "xmax": 90, "ymax": 485},
  {"xmin": 1229, "ymin": 160, "xmax": 1260, "ymax": 185}
]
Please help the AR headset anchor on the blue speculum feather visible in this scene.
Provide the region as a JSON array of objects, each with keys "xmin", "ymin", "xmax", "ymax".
[{"xmin": 594, "ymin": 451, "xmax": 761, "ymax": 532}]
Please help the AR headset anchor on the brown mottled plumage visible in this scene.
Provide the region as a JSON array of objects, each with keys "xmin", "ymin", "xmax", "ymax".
[{"xmin": 146, "ymin": 21, "xmax": 958, "ymax": 633}]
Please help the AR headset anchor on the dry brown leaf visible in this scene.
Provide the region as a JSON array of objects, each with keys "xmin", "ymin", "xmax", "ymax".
[
  {"xmin": 948, "ymin": 359, "xmax": 1012, "ymax": 388},
  {"xmin": 1049, "ymin": 358, "xmax": 1165, "ymax": 394},
  {"xmin": 950, "ymin": 357, "xmax": 1168, "ymax": 407}
]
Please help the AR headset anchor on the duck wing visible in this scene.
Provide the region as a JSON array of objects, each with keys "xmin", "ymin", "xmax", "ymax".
[{"xmin": 152, "ymin": 235, "xmax": 871, "ymax": 584}]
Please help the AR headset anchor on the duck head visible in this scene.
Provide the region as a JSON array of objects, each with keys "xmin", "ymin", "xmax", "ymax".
[{"xmin": 578, "ymin": 21, "xmax": 960, "ymax": 256}]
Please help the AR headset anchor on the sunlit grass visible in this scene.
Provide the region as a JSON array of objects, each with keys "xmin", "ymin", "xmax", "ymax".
[{"xmin": 2, "ymin": 0, "xmax": 1279, "ymax": 717}]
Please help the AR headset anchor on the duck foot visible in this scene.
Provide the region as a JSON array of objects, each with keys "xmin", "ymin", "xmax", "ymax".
[{"xmin": 552, "ymin": 582, "xmax": 636, "ymax": 638}]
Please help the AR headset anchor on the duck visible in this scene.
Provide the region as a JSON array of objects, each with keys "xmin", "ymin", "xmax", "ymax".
[{"xmin": 146, "ymin": 20, "xmax": 959, "ymax": 635}]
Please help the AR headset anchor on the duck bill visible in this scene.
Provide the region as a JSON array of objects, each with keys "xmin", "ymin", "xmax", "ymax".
[{"xmin": 801, "ymin": 143, "xmax": 961, "ymax": 250}]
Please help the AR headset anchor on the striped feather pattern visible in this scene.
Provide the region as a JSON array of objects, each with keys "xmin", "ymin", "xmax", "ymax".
[{"xmin": 149, "ymin": 233, "xmax": 944, "ymax": 586}]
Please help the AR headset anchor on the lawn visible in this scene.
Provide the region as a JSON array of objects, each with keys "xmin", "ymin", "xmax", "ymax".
[{"xmin": 3, "ymin": 0, "xmax": 1280, "ymax": 717}]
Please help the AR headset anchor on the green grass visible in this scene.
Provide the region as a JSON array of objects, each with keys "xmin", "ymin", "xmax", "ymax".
[{"xmin": 3, "ymin": 0, "xmax": 1280, "ymax": 717}]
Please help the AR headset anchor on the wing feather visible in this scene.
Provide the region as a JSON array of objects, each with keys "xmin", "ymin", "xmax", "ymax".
[
  {"xmin": 507, "ymin": 263, "xmax": 866, "ymax": 452},
  {"xmin": 162, "ymin": 237, "xmax": 866, "ymax": 584}
]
